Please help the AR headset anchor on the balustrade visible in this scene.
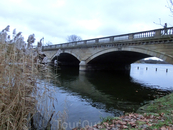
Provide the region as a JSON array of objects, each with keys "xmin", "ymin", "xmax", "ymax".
[
  {"xmin": 86, "ymin": 40, "xmax": 96, "ymax": 44},
  {"xmin": 77, "ymin": 41, "xmax": 84, "ymax": 45},
  {"xmin": 168, "ymin": 28, "xmax": 173, "ymax": 35},
  {"xmin": 114, "ymin": 35, "xmax": 128, "ymax": 41},
  {"xmin": 42, "ymin": 27, "xmax": 173, "ymax": 50},
  {"xmin": 56, "ymin": 44, "xmax": 61, "ymax": 48},
  {"xmin": 62, "ymin": 43, "xmax": 68, "ymax": 47},
  {"xmin": 133, "ymin": 31, "xmax": 155, "ymax": 39},
  {"xmin": 99, "ymin": 38, "xmax": 109, "ymax": 43}
]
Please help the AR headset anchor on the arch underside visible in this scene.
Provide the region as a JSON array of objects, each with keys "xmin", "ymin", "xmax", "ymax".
[
  {"xmin": 52, "ymin": 52, "xmax": 80, "ymax": 67},
  {"xmin": 87, "ymin": 51, "xmax": 150, "ymax": 70},
  {"xmin": 85, "ymin": 47, "xmax": 171, "ymax": 71},
  {"xmin": 51, "ymin": 50, "xmax": 80, "ymax": 61}
]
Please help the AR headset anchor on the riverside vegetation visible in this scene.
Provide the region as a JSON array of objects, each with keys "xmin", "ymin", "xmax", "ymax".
[{"xmin": 0, "ymin": 25, "xmax": 66, "ymax": 130}]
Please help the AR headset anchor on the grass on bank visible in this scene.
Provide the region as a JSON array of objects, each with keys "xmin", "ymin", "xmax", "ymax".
[
  {"xmin": 137, "ymin": 92, "xmax": 173, "ymax": 129},
  {"xmin": 89, "ymin": 93, "xmax": 173, "ymax": 130},
  {"xmin": 137, "ymin": 92, "xmax": 173, "ymax": 114}
]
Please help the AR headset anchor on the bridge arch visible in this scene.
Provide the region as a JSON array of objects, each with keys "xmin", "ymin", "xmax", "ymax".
[
  {"xmin": 50, "ymin": 50, "xmax": 80, "ymax": 61},
  {"xmin": 85, "ymin": 47, "xmax": 171, "ymax": 64}
]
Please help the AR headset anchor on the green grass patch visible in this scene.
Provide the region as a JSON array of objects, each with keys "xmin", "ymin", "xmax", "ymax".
[
  {"xmin": 137, "ymin": 93, "xmax": 173, "ymax": 129},
  {"xmin": 137, "ymin": 93, "xmax": 173, "ymax": 114}
]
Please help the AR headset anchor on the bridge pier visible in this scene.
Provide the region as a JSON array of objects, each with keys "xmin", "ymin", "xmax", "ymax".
[{"xmin": 79, "ymin": 61, "xmax": 87, "ymax": 71}]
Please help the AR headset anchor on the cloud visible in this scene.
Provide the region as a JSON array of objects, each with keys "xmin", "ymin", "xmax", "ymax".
[{"xmin": 0, "ymin": 0, "xmax": 172, "ymax": 44}]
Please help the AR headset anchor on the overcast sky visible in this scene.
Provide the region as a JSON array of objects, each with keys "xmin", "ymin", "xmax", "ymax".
[{"xmin": 0, "ymin": 0, "xmax": 172, "ymax": 45}]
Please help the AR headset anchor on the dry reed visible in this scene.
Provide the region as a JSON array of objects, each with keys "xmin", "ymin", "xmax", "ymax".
[
  {"xmin": 0, "ymin": 42, "xmax": 39, "ymax": 129},
  {"xmin": 0, "ymin": 26, "xmax": 67, "ymax": 130}
]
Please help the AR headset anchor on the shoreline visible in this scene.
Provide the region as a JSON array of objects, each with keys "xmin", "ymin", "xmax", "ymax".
[{"xmin": 73, "ymin": 93, "xmax": 173, "ymax": 130}]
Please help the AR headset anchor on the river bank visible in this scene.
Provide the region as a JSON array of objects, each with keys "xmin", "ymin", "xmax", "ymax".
[{"xmin": 73, "ymin": 93, "xmax": 173, "ymax": 130}]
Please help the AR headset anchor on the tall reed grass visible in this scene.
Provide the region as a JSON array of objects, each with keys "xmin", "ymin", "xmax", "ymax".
[
  {"xmin": 0, "ymin": 26, "xmax": 67, "ymax": 130},
  {"xmin": 0, "ymin": 42, "xmax": 38, "ymax": 129}
]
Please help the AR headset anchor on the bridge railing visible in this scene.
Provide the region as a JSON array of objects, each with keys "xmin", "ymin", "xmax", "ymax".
[
  {"xmin": 43, "ymin": 27, "xmax": 173, "ymax": 50},
  {"xmin": 133, "ymin": 31, "xmax": 155, "ymax": 38}
]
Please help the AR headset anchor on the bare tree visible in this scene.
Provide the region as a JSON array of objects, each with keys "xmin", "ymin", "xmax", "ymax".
[
  {"xmin": 167, "ymin": 0, "xmax": 173, "ymax": 15},
  {"xmin": 66, "ymin": 35, "xmax": 82, "ymax": 42},
  {"xmin": 153, "ymin": 0, "xmax": 173, "ymax": 27}
]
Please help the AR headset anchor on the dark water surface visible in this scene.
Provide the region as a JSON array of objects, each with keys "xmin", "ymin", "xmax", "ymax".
[{"xmin": 41, "ymin": 63, "xmax": 173, "ymax": 129}]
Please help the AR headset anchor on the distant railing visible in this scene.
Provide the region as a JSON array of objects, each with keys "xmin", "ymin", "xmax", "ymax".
[{"xmin": 43, "ymin": 27, "xmax": 173, "ymax": 50}]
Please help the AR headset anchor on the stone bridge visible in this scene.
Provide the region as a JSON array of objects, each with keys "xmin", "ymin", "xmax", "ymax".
[{"xmin": 42, "ymin": 27, "xmax": 173, "ymax": 71}]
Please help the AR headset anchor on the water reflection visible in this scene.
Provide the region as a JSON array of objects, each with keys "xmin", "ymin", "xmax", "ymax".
[
  {"xmin": 130, "ymin": 64, "xmax": 173, "ymax": 91},
  {"xmin": 47, "ymin": 64, "xmax": 173, "ymax": 129},
  {"xmin": 54, "ymin": 66, "xmax": 172, "ymax": 111}
]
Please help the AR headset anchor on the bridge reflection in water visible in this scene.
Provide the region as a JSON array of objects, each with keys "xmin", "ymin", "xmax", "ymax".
[{"xmin": 49, "ymin": 64, "xmax": 173, "ymax": 127}]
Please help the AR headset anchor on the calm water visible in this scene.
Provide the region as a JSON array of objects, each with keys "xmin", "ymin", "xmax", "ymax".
[{"xmin": 37, "ymin": 63, "xmax": 173, "ymax": 129}]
